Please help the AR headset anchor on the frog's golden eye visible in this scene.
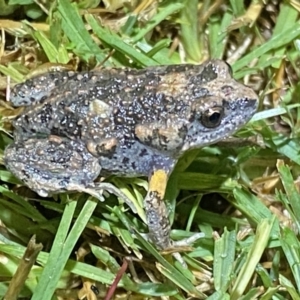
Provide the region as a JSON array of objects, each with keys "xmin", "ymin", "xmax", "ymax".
[{"xmin": 201, "ymin": 107, "xmax": 224, "ymax": 128}]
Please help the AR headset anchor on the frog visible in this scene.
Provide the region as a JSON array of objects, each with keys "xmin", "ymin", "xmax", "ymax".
[{"xmin": 4, "ymin": 60, "xmax": 258, "ymax": 254}]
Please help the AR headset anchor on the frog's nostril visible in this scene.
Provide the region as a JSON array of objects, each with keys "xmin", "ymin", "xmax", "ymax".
[
  {"xmin": 221, "ymin": 85, "xmax": 234, "ymax": 96},
  {"xmin": 241, "ymin": 97, "xmax": 258, "ymax": 109}
]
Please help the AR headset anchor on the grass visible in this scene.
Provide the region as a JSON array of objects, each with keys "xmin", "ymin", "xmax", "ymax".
[{"xmin": 0, "ymin": 0, "xmax": 300, "ymax": 299}]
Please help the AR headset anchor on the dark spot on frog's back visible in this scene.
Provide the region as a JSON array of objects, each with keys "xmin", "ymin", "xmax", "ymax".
[
  {"xmin": 58, "ymin": 100, "xmax": 66, "ymax": 109},
  {"xmin": 50, "ymin": 73, "xmax": 60, "ymax": 83},
  {"xmin": 23, "ymin": 114, "xmax": 30, "ymax": 124},
  {"xmin": 164, "ymin": 64, "xmax": 188, "ymax": 74},
  {"xmin": 39, "ymin": 95, "xmax": 48, "ymax": 104},
  {"xmin": 142, "ymin": 70, "xmax": 161, "ymax": 83},
  {"xmin": 139, "ymin": 148, "xmax": 148, "ymax": 157},
  {"xmin": 39, "ymin": 103, "xmax": 53, "ymax": 123},
  {"xmin": 56, "ymin": 114, "xmax": 82, "ymax": 138},
  {"xmin": 122, "ymin": 157, "xmax": 130, "ymax": 164},
  {"xmin": 192, "ymin": 63, "xmax": 219, "ymax": 84},
  {"xmin": 192, "ymin": 87, "xmax": 210, "ymax": 98}
]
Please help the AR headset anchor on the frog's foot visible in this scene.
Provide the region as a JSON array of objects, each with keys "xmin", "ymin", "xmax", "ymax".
[
  {"xmin": 171, "ymin": 233, "xmax": 206, "ymax": 248},
  {"xmin": 168, "ymin": 233, "xmax": 206, "ymax": 266},
  {"xmin": 145, "ymin": 169, "xmax": 204, "ymax": 266}
]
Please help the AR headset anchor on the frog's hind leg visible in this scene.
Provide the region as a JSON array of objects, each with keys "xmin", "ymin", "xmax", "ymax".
[
  {"xmin": 4, "ymin": 136, "xmax": 101, "ymax": 196},
  {"xmin": 4, "ymin": 136, "xmax": 132, "ymax": 208}
]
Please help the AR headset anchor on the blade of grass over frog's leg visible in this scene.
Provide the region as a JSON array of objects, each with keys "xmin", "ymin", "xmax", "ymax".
[{"xmin": 31, "ymin": 198, "xmax": 97, "ymax": 300}]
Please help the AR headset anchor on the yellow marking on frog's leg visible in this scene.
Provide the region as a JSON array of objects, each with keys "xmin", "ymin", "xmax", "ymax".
[
  {"xmin": 148, "ymin": 169, "xmax": 168, "ymax": 199},
  {"xmin": 145, "ymin": 169, "xmax": 171, "ymax": 250}
]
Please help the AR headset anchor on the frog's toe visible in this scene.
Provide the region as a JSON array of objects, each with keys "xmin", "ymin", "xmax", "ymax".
[
  {"xmin": 171, "ymin": 232, "xmax": 206, "ymax": 248},
  {"xmin": 169, "ymin": 232, "xmax": 206, "ymax": 266},
  {"xmin": 139, "ymin": 231, "xmax": 205, "ymax": 268}
]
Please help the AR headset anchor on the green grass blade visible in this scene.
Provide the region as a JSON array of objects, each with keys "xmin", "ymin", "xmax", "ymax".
[
  {"xmin": 86, "ymin": 14, "xmax": 159, "ymax": 66},
  {"xmin": 213, "ymin": 229, "xmax": 236, "ymax": 292},
  {"xmin": 232, "ymin": 21, "xmax": 300, "ymax": 72},
  {"xmin": 31, "ymin": 198, "xmax": 97, "ymax": 300},
  {"xmin": 231, "ymin": 217, "xmax": 275, "ymax": 299},
  {"xmin": 57, "ymin": 0, "xmax": 106, "ymax": 63}
]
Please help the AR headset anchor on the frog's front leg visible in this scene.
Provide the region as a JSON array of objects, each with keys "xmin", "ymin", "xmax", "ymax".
[
  {"xmin": 145, "ymin": 167, "xmax": 205, "ymax": 265},
  {"xmin": 145, "ymin": 169, "xmax": 171, "ymax": 249},
  {"xmin": 134, "ymin": 121, "xmax": 205, "ymax": 259},
  {"xmin": 135, "ymin": 121, "xmax": 187, "ymax": 152}
]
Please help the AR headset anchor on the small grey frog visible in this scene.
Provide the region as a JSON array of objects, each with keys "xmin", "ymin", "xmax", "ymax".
[{"xmin": 4, "ymin": 60, "xmax": 258, "ymax": 252}]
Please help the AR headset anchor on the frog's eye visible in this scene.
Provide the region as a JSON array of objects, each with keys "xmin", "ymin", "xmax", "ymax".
[{"xmin": 200, "ymin": 107, "xmax": 224, "ymax": 128}]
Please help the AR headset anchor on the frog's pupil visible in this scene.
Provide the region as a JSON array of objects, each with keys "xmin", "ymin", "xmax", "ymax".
[{"xmin": 209, "ymin": 112, "xmax": 221, "ymax": 124}]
